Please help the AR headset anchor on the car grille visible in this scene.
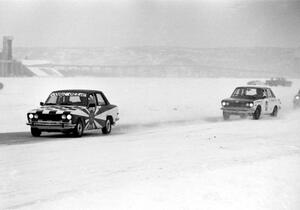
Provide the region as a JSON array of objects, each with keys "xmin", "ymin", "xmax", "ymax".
[
  {"xmin": 38, "ymin": 114, "xmax": 62, "ymax": 121},
  {"xmin": 228, "ymin": 101, "xmax": 247, "ymax": 107}
]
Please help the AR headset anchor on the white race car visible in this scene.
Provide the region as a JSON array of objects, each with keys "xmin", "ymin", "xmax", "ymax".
[{"xmin": 221, "ymin": 86, "xmax": 281, "ymax": 120}]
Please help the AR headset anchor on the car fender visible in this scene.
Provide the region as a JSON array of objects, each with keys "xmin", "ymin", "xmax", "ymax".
[
  {"xmin": 253, "ymin": 99, "xmax": 263, "ymax": 108},
  {"xmin": 254, "ymin": 99, "xmax": 266, "ymax": 113}
]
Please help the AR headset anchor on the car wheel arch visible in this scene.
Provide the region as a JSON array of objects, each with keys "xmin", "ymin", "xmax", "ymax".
[
  {"xmin": 107, "ymin": 115, "xmax": 114, "ymax": 124},
  {"xmin": 256, "ymin": 105, "xmax": 262, "ymax": 111}
]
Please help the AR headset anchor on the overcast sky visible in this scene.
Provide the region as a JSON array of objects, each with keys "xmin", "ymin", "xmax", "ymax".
[{"xmin": 0, "ymin": 0, "xmax": 299, "ymax": 48}]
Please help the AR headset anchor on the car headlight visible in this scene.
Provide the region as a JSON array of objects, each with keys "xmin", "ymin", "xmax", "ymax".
[
  {"xmin": 246, "ymin": 102, "xmax": 254, "ymax": 107},
  {"xmin": 296, "ymin": 96, "xmax": 300, "ymax": 100},
  {"xmin": 34, "ymin": 114, "xmax": 38, "ymax": 119},
  {"xmin": 61, "ymin": 114, "xmax": 67, "ymax": 120},
  {"xmin": 67, "ymin": 114, "xmax": 72, "ymax": 120},
  {"xmin": 222, "ymin": 101, "xmax": 230, "ymax": 106},
  {"xmin": 29, "ymin": 114, "xmax": 34, "ymax": 119}
]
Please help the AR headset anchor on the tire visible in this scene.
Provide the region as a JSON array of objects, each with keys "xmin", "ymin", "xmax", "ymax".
[
  {"xmin": 73, "ymin": 119, "xmax": 84, "ymax": 137},
  {"xmin": 102, "ymin": 118, "xmax": 112, "ymax": 134},
  {"xmin": 271, "ymin": 106, "xmax": 278, "ymax": 117},
  {"xmin": 253, "ymin": 106, "xmax": 261, "ymax": 120},
  {"xmin": 223, "ymin": 111, "xmax": 230, "ymax": 120},
  {"xmin": 31, "ymin": 128, "xmax": 41, "ymax": 137}
]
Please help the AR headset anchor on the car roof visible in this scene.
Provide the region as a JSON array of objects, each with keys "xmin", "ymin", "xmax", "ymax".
[
  {"xmin": 52, "ymin": 89, "xmax": 103, "ymax": 94},
  {"xmin": 271, "ymin": 77, "xmax": 285, "ymax": 79},
  {"xmin": 236, "ymin": 86, "xmax": 270, "ymax": 89}
]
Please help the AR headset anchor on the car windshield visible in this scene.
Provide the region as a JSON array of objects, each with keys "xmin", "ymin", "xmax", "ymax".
[
  {"xmin": 231, "ymin": 87, "xmax": 266, "ymax": 99},
  {"xmin": 45, "ymin": 92, "xmax": 87, "ymax": 106}
]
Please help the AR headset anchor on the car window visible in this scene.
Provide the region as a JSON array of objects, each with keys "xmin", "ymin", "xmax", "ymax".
[
  {"xmin": 96, "ymin": 93, "xmax": 106, "ymax": 106},
  {"xmin": 262, "ymin": 89, "xmax": 267, "ymax": 98},
  {"xmin": 88, "ymin": 94, "xmax": 96, "ymax": 105},
  {"xmin": 69, "ymin": 96, "xmax": 81, "ymax": 103},
  {"xmin": 266, "ymin": 89, "xmax": 270, "ymax": 98},
  {"xmin": 45, "ymin": 92, "xmax": 87, "ymax": 106},
  {"xmin": 232, "ymin": 87, "xmax": 265, "ymax": 99},
  {"xmin": 268, "ymin": 89, "xmax": 275, "ymax": 98},
  {"xmin": 248, "ymin": 89, "xmax": 257, "ymax": 96},
  {"xmin": 46, "ymin": 95, "xmax": 58, "ymax": 104}
]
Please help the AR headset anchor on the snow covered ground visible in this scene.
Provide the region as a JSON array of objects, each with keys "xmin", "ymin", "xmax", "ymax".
[{"xmin": 0, "ymin": 77, "xmax": 300, "ymax": 210}]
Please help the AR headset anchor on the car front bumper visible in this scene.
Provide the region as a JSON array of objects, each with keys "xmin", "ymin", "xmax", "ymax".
[
  {"xmin": 27, "ymin": 121, "xmax": 76, "ymax": 131},
  {"xmin": 221, "ymin": 107, "xmax": 255, "ymax": 115}
]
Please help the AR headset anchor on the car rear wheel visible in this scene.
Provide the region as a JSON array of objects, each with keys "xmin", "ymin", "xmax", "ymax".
[
  {"xmin": 31, "ymin": 128, "xmax": 41, "ymax": 137},
  {"xmin": 223, "ymin": 111, "xmax": 230, "ymax": 120},
  {"xmin": 271, "ymin": 106, "xmax": 278, "ymax": 117},
  {"xmin": 253, "ymin": 106, "xmax": 261, "ymax": 120},
  {"xmin": 73, "ymin": 120, "xmax": 84, "ymax": 137},
  {"xmin": 102, "ymin": 118, "xmax": 112, "ymax": 134}
]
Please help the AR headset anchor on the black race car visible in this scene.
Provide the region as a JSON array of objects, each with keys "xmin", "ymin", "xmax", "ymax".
[{"xmin": 27, "ymin": 89, "xmax": 119, "ymax": 137}]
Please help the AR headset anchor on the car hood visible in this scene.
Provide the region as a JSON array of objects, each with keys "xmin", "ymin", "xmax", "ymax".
[
  {"xmin": 222, "ymin": 98, "xmax": 255, "ymax": 103},
  {"xmin": 28, "ymin": 105, "xmax": 88, "ymax": 115}
]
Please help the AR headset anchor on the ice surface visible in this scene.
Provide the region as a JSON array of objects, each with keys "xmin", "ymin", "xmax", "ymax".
[
  {"xmin": 0, "ymin": 77, "xmax": 299, "ymax": 133},
  {"xmin": 0, "ymin": 77, "xmax": 300, "ymax": 209}
]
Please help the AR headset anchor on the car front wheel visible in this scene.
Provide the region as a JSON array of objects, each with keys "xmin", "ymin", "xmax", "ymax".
[
  {"xmin": 102, "ymin": 118, "xmax": 112, "ymax": 134},
  {"xmin": 253, "ymin": 107, "xmax": 261, "ymax": 120},
  {"xmin": 73, "ymin": 120, "xmax": 84, "ymax": 137},
  {"xmin": 31, "ymin": 128, "xmax": 41, "ymax": 137},
  {"xmin": 271, "ymin": 106, "xmax": 278, "ymax": 117}
]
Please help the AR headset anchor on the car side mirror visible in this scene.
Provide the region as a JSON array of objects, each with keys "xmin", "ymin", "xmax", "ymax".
[
  {"xmin": 40, "ymin": 102, "xmax": 45, "ymax": 106},
  {"xmin": 88, "ymin": 103, "xmax": 96, "ymax": 108}
]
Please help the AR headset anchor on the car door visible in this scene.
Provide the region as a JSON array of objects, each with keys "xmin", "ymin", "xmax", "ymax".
[
  {"xmin": 85, "ymin": 93, "xmax": 97, "ymax": 130},
  {"xmin": 266, "ymin": 88, "xmax": 276, "ymax": 113},
  {"xmin": 94, "ymin": 92, "xmax": 110, "ymax": 129},
  {"xmin": 260, "ymin": 88, "xmax": 269, "ymax": 114}
]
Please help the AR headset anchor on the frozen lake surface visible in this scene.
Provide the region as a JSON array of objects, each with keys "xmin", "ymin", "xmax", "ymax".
[{"xmin": 0, "ymin": 77, "xmax": 299, "ymax": 210}]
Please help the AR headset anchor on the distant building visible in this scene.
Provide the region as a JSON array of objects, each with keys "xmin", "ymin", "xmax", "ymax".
[
  {"xmin": 0, "ymin": 36, "xmax": 34, "ymax": 77},
  {"xmin": 22, "ymin": 59, "xmax": 63, "ymax": 77},
  {"xmin": 0, "ymin": 36, "xmax": 62, "ymax": 77},
  {"xmin": 2, "ymin": 36, "xmax": 13, "ymax": 60}
]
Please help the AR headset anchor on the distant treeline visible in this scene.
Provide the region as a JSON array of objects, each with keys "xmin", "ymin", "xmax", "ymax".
[
  {"xmin": 13, "ymin": 47, "xmax": 300, "ymax": 78},
  {"xmin": 57, "ymin": 64, "xmax": 300, "ymax": 78}
]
